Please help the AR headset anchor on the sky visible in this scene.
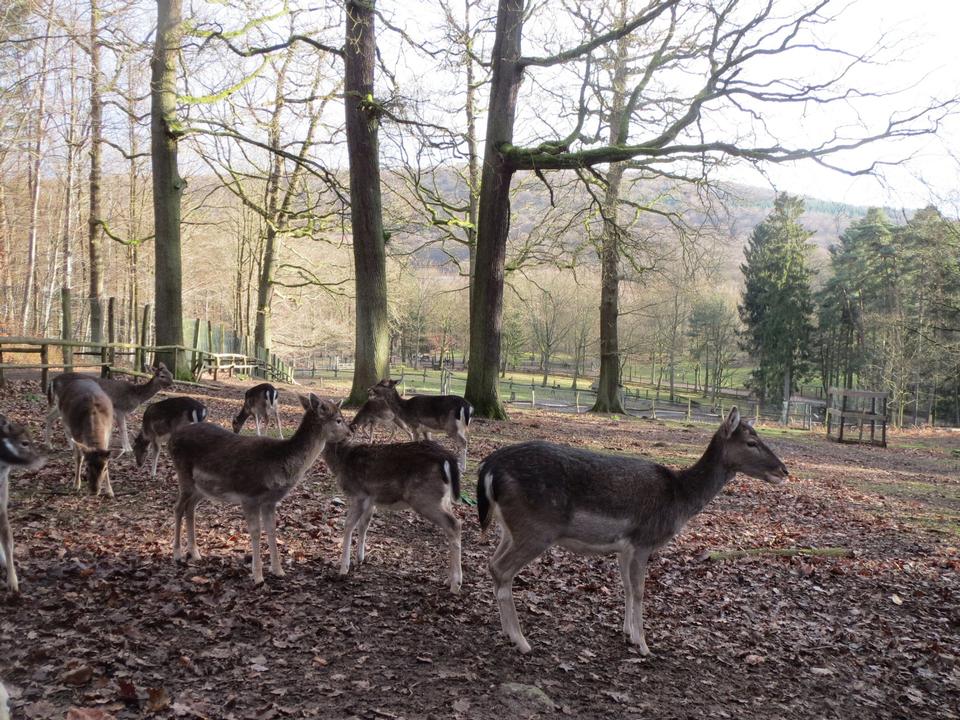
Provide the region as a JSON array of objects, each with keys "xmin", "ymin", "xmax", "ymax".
[{"xmin": 728, "ymin": 0, "xmax": 960, "ymax": 211}]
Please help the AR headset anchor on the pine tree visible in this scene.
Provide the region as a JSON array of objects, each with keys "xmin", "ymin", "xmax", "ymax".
[{"xmin": 739, "ymin": 194, "xmax": 815, "ymax": 408}]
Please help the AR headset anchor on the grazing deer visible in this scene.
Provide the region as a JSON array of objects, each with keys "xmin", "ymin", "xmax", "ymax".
[
  {"xmin": 322, "ymin": 439, "xmax": 462, "ymax": 593},
  {"xmin": 232, "ymin": 383, "xmax": 283, "ymax": 438},
  {"xmin": 169, "ymin": 394, "xmax": 349, "ymax": 584},
  {"xmin": 134, "ymin": 397, "xmax": 208, "ymax": 479},
  {"xmin": 0, "ymin": 414, "xmax": 45, "ymax": 593},
  {"xmin": 349, "ymin": 396, "xmax": 400, "ymax": 443},
  {"xmin": 368, "ymin": 379, "xmax": 472, "ymax": 470},
  {"xmin": 46, "ymin": 364, "xmax": 174, "ymax": 453},
  {"xmin": 55, "ymin": 377, "xmax": 117, "ymax": 497},
  {"xmin": 477, "ymin": 407, "xmax": 789, "ymax": 654}
]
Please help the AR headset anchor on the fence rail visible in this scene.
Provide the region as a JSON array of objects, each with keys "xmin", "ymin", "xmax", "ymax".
[{"xmin": 0, "ymin": 335, "xmax": 296, "ymax": 387}]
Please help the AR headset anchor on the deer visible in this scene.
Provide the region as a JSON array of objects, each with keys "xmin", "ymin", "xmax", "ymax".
[
  {"xmin": 349, "ymin": 396, "xmax": 401, "ymax": 443},
  {"xmin": 46, "ymin": 363, "xmax": 174, "ymax": 454},
  {"xmin": 0, "ymin": 414, "xmax": 46, "ymax": 593},
  {"xmin": 477, "ymin": 407, "xmax": 789, "ymax": 655},
  {"xmin": 322, "ymin": 439, "xmax": 463, "ymax": 593},
  {"xmin": 169, "ymin": 393, "xmax": 349, "ymax": 584},
  {"xmin": 232, "ymin": 383, "xmax": 284, "ymax": 438},
  {"xmin": 52, "ymin": 377, "xmax": 117, "ymax": 497},
  {"xmin": 367, "ymin": 379, "xmax": 472, "ymax": 470},
  {"xmin": 133, "ymin": 397, "xmax": 208, "ymax": 479}
]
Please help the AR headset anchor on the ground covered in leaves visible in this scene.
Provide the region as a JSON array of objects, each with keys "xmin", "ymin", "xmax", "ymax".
[{"xmin": 1, "ymin": 376, "xmax": 959, "ymax": 719}]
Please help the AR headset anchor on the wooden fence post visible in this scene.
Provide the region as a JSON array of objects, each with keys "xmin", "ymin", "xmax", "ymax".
[
  {"xmin": 61, "ymin": 287, "xmax": 73, "ymax": 372},
  {"xmin": 138, "ymin": 304, "xmax": 151, "ymax": 370},
  {"xmin": 40, "ymin": 344, "xmax": 49, "ymax": 391},
  {"xmin": 107, "ymin": 297, "xmax": 116, "ymax": 369},
  {"xmin": 191, "ymin": 319, "xmax": 201, "ymax": 378}
]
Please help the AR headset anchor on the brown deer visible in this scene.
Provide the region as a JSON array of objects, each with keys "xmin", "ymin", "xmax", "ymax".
[
  {"xmin": 0, "ymin": 414, "xmax": 46, "ymax": 593},
  {"xmin": 169, "ymin": 393, "xmax": 349, "ymax": 584},
  {"xmin": 322, "ymin": 439, "xmax": 463, "ymax": 593},
  {"xmin": 46, "ymin": 364, "xmax": 174, "ymax": 453},
  {"xmin": 133, "ymin": 397, "xmax": 208, "ymax": 479},
  {"xmin": 349, "ymin": 396, "xmax": 400, "ymax": 443},
  {"xmin": 53, "ymin": 377, "xmax": 117, "ymax": 497},
  {"xmin": 232, "ymin": 383, "xmax": 283, "ymax": 438},
  {"xmin": 368, "ymin": 379, "xmax": 472, "ymax": 469},
  {"xmin": 477, "ymin": 407, "xmax": 789, "ymax": 654}
]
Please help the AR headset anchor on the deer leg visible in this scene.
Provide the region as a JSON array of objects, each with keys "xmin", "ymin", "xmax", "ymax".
[
  {"xmin": 455, "ymin": 426, "xmax": 468, "ymax": 471},
  {"xmin": 628, "ymin": 549, "xmax": 652, "ymax": 655},
  {"xmin": 417, "ymin": 499, "xmax": 462, "ymax": 593},
  {"xmin": 489, "ymin": 537, "xmax": 548, "ymax": 653},
  {"xmin": 150, "ymin": 442, "xmax": 161, "ymax": 479},
  {"xmin": 44, "ymin": 405, "xmax": 59, "ymax": 449},
  {"xmin": 619, "ymin": 546, "xmax": 635, "ymax": 638},
  {"xmin": 339, "ymin": 500, "xmax": 365, "ymax": 575},
  {"xmin": 117, "ymin": 414, "xmax": 131, "ymax": 454},
  {"xmin": 100, "ymin": 466, "xmax": 114, "ymax": 498},
  {"xmin": 254, "ymin": 414, "xmax": 262, "ymax": 436},
  {"xmin": 0, "ymin": 479, "xmax": 18, "ymax": 593},
  {"xmin": 244, "ymin": 503, "xmax": 264, "ymax": 584},
  {"xmin": 73, "ymin": 446, "xmax": 84, "ymax": 492},
  {"xmin": 263, "ymin": 504, "xmax": 284, "ymax": 577},
  {"xmin": 173, "ymin": 488, "xmax": 189, "ymax": 562},
  {"xmin": 355, "ymin": 500, "xmax": 375, "ymax": 566},
  {"xmin": 185, "ymin": 495, "xmax": 202, "ymax": 561},
  {"xmin": 273, "ymin": 409, "xmax": 284, "ymax": 440}
]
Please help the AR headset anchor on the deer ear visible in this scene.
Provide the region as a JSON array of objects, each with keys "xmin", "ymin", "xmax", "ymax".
[
  {"xmin": 722, "ymin": 406, "xmax": 741, "ymax": 437},
  {"xmin": 298, "ymin": 394, "xmax": 312, "ymax": 411},
  {"xmin": 387, "ymin": 379, "xmax": 399, "ymax": 388}
]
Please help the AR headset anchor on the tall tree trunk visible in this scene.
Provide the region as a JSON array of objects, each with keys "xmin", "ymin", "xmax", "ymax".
[
  {"xmin": 464, "ymin": 0, "xmax": 479, "ymax": 345},
  {"xmin": 592, "ymin": 163, "xmax": 626, "ymax": 413},
  {"xmin": 88, "ymin": 0, "xmax": 105, "ymax": 343},
  {"xmin": 151, "ymin": 0, "xmax": 185, "ymax": 372},
  {"xmin": 21, "ymin": 21, "xmax": 51, "ymax": 334},
  {"xmin": 465, "ymin": 0, "xmax": 523, "ymax": 419},
  {"xmin": 345, "ymin": 0, "xmax": 389, "ymax": 405}
]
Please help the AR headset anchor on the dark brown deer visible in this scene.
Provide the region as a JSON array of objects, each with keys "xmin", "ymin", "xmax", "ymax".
[
  {"xmin": 134, "ymin": 397, "xmax": 208, "ymax": 479},
  {"xmin": 368, "ymin": 379, "xmax": 472, "ymax": 469},
  {"xmin": 232, "ymin": 383, "xmax": 283, "ymax": 438},
  {"xmin": 0, "ymin": 414, "xmax": 46, "ymax": 593},
  {"xmin": 349, "ymin": 396, "xmax": 400, "ymax": 442},
  {"xmin": 169, "ymin": 394, "xmax": 349, "ymax": 584},
  {"xmin": 46, "ymin": 364, "xmax": 174, "ymax": 453},
  {"xmin": 53, "ymin": 377, "xmax": 117, "ymax": 497},
  {"xmin": 322, "ymin": 439, "xmax": 462, "ymax": 593},
  {"xmin": 477, "ymin": 407, "xmax": 788, "ymax": 654}
]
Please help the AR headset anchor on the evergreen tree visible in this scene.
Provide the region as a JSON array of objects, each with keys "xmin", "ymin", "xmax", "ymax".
[{"xmin": 739, "ymin": 194, "xmax": 815, "ymax": 407}]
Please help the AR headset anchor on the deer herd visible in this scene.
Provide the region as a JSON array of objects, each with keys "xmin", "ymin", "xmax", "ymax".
[{"xmin": 0, "ymin": 369, "xmax": 789, "ymax": 655}]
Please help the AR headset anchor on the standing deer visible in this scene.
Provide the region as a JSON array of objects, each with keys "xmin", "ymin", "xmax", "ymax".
[
  {"xmin": 54, "ymin": 377, "xmax": 117, "ymax": 497},
  {"xmin": 46, "ymin": 364, "xmax": 174, "ymax": 453},
  {"xmin": 0, "ymin": 414, "xmax": 45, "ymax": 593},
  {"xmin": 368, "ymin": 379, "xmax": 472, "ymax": 469},
  {"xmin": 232, "ymin": 383, "xmax": 283, "ymax": 438},
  {"xmin": 477, "ymin": 407, "xmax": 789, "ymax": 654},
  {"xmin": 349, "ymin": 396, "xmax": 400, "ymax": 443},
  {"xmin": 169, "ymin": 394, "xmax": 349, "ymax": 584},
  {"xmin": 133, "ymin": 397, "xmax": 208, "ymax": 479},
  {"xmin": 322, "ymin": 439, "xmax": 463, "ymax": 593}
]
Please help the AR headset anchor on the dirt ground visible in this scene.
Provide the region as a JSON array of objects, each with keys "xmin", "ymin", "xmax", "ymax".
[{"xmin": 1, "ymin": 375, "xmax": 958, "ymax": 719}]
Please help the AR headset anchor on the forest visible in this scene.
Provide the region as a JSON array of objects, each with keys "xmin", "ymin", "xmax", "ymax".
[
  {"xmin": 2, "ymin": 0, "xmax": 958, "ymax": 422},
  {"xmin": 2, "ymin": 2, "xmax": 960, "ymax": 719}
]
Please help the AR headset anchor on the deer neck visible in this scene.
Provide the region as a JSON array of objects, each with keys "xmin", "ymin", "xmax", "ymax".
[
  {"xmin": 675, "ymin": 432, "xmax": 735, "ymax": 516},
  {"xmin": 285, "ymin": 415, "xmax": 327, "ymax": 471},
  {"xmin": 130, "ymin": 376, "xmax": 162, "ymax": 404}
]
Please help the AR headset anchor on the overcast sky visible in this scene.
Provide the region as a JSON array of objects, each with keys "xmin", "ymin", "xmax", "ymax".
[{"xmin": 732, "ymin": 0, "xmax": 960, "ymax": 211}]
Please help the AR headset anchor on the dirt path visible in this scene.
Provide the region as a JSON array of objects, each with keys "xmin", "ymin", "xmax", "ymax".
[{"xmin": 1, "ymin": 378, "xmax": 958, "ymax": 719}]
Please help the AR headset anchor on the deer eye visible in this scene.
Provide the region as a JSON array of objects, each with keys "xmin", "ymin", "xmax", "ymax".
[{"xmin": 746, "ymin": 440, "xmax": 758, "ymax": 448}]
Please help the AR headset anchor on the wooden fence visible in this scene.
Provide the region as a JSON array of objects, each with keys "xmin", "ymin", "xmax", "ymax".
[{"xmin": 0, "ymin": 335, "xmax": 295, "ymax": 388}]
